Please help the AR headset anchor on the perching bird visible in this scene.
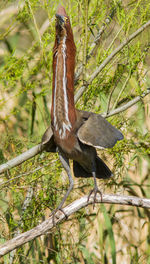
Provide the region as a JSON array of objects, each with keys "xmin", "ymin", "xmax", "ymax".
[{"xmin": 42, "ymin": 6, "xmax": 123, "ymax": 213}]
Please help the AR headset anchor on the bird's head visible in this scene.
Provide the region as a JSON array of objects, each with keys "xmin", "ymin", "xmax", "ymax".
[{"xmin": 55, "ymin": 6, "xmax": 71, "ymax": 39}]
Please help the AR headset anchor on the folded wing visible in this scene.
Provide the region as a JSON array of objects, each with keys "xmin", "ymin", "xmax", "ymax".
[
  {"xmin": 42, "ymin": 126, "xmax": 56, "ymax": 152},
  {"xmin": 76, "ymin": 110, "xmax": 123, "ymax": 149}
]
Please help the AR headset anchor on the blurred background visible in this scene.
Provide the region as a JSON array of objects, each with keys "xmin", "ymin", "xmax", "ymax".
[{"xmin": 0, "ymin": 0, "xmax": 150, "ymax": 263}]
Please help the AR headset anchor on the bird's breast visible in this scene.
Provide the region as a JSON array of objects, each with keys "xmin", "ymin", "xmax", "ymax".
[
  {"xmin": 54, "ymin": 131, "xmax": 78, "ymax": 156},
  {"xmin": 54, "ymin": 130, "xmax": 96, "ymax": 173},
  {"xmin": 51, "ymin": 36, "xmax": 76, "ymax": 140}
]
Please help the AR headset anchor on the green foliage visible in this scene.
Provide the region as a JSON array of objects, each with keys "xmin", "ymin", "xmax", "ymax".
[
  {"xmin": 0, "ymin": 0, "xmax": 150, "ymax": 263},
  {"xmin": 101, "ymin": 204, "xmax": 116, "ymax": 264}
]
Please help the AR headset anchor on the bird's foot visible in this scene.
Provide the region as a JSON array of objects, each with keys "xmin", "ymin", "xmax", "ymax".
[
  {"xmin": 87, "ymin": 186, "xmax": 103, "ymax": 208},
  {"xmin": 50, "ymin": 207, "xmax": 68, "ymax": 226}
]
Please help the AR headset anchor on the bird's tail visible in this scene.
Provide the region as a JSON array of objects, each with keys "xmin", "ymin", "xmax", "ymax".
[{"xmin": 73, "ymin": 156, "xmax": 112, "ymax": 179}]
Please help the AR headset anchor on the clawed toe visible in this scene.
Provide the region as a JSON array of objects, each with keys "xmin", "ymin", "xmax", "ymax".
[{"xmin": 87, "ymin": 187, "xmax": 103, "ymax": 208}]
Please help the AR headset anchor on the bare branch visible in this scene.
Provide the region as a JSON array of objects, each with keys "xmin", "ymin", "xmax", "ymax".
[
  {"xmin": 0, "ymin": 144, "xmax": 44, "ymax": 174},
  {"xmin": 9, "ymin": 186, "xmax": 34, "ymax": 263},
  {"xmin": 39, "ymin": 18, "xmax": 50, "ymax": 36},
  {"xmin": 0, "ymin": 166, "xmax": 43, "ymax": 187},
  {"xmin": 75, "ymin": 7, "xmax": 115, "ymax": 82},
  {"xmin": 0, "ymin": 89, "xmax": 149, "ymax": 175},
  {"xmin": 27, "ymin": 0, "xmax": 43, "ymax": 49},
  {"xmin": 75, "ymin": 20, "xmax": 150, "ymax": 102},
  {"xmin": 102, "ymin": 88, "xmax": 150, "ymax": 118},
  {"xmin": 0, "ymin": 18, "xmax": 150, "ymax": 176},
  {"xmin": 0, "ymin": 3, "xmax": 24, "ymax": 26},
  {"xmin": 0, "ymin": 193, "xmax": 150, "ymax": 257}
]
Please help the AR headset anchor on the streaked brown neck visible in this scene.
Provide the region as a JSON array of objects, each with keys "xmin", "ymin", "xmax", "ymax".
[{"xmin": 51, "ymin": 21, "xmax": 76, "ymax": 139}]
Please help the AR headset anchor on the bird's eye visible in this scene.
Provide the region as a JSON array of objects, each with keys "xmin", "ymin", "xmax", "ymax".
[{"xmin": 64, "ymin": 17, "xmax": 68, "ymax": 22}]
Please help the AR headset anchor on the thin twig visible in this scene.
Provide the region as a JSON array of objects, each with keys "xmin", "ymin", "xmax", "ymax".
[
  {"xmin": 0, "ymin": 193, "xmax": 150, "ymax": 257},
  {"xmin": 0, "ymin": 166, "xmax": 43, "ymax": 187},
  {"xmin": 82, "ymin": 0, "xmax": 88, "ymax": 83},
  {"xmin": 0, "ymin": 3, "xmax": 24, "ymax": 26},
  {"xmin": 102, "ymin": 88, "xmax": 150, "ymax": 118},
  {"xmin": 0, "ymin": 144, "xmax": 44, "ymax": 174},
  {"xmin": 9, "ymin": 186, "xmax": 34, "ymax": 263},
  {"xmin": 39, "ymin": 18, "xmax": 50, "ymax": 36},
  {"xmin": 105, "ymin": 25, "xmax": 123, "ymax": 57},
  {"xmin": 27, "ymin": 0, "xmax": 43, "ymax": 49},
  {"xmin": 0, "ymin": 89, "xmax": 149, "ymax": 175},
  {"xmin": 112, "ymin": 72, "xmax": 131, "ymax": 110},
  {"xmin": 75, "ymin": 5, "xmax": 116, "ymax": 82},
  {"xmin": 75, "ymin": 20, "xmax": 150, "ymax": 102}
]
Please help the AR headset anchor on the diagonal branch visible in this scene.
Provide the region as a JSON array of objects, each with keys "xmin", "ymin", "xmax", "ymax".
[
  {"xmin": 102, "ymin": 88, "xmax": 150, "ymax": 118},
  {"xmin": 0, "ymin": 193, "xmax": 150, "ymax": 257},
  {"xmin": 0, "ymin": 20, "xmax": 150, "ymax": 175},
  {"xmin": 75, "ymin": 20, "xmax": 150, "ymax": 102},
  {"xmin": 74, "ymin": 5, "xmax": 116, "ymax": 82},
  {"xmin": 0, "ymin": 144, "xmax": 44, "ymax": 174},
  {"xmin": 9, "ymin": 186, "xmax": 34, "ymax": 263},
  {"xmin": 27, "ymin": 0, "xmax": 43, "ymax": 49},
  {"xmin": 0, "ymin": 89, "xmax": 149, "ymax": 175}
]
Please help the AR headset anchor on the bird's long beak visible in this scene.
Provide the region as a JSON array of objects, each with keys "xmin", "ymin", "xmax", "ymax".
[{"xmin": 55, "ymin": 14, "xmax": 65, "ymax": 26}]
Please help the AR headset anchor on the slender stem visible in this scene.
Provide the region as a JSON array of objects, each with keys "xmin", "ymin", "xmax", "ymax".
[
  {"xmin": 0, "ymin": 89, "xmax": 149, "ymax": 175},
  {"xmin": 0, "ymin": 144, "xmax": 44, "ymax": 174},
  {"xmin": 82, "ymin": 0, "xmax": 88, "ymax": 84},
  {"xmin": 75, "ymin": 5, "xmax": 115, "ymax": 82},
  {"xmin": 112, "ymin": 72, "xmax": 131, "ymax": 110},
  {"xmin": 9, "ymin": 186, "xmax": 34, "ymax": 263},
  {"xmin": 105, "ymin": 26, "xmax": 123, "ymax": 56},
  {"xmin": 75, "ymin": 20, "xmax": 150, "ymax": 102},
  {"xmin": 26, "ymin": 0, "xmax": 43, "ymax": 49},
  {"xmin": 0, "ymin": 166, "xmax": 43, "ymax": 187},
  {"xmin": 102, "ymin": 88, "xmax": 150, "ymax": 118}
]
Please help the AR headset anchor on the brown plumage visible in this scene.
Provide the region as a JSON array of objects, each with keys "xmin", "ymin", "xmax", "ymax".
[{"xmin": 42, "ymin": 6, "xmax": 123, "ymax": 212}]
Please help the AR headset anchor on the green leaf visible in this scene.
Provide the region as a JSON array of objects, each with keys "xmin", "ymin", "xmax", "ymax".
[{"xmin": 101, "ymin": 204, "xmax": 116, "ymax": 264}]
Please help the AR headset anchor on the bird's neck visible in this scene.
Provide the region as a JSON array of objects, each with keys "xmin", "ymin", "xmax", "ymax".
[{"xmin": 51, "ymin": 32, "xmax": 76, "ymax": 139}]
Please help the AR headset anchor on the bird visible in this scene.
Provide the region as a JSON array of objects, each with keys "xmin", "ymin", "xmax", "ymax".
[{"xmin": 42, "ymin": 5, "xmax": 123, "ymax": 214}]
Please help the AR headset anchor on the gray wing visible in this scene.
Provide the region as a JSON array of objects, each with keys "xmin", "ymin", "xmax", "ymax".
[
  {"xmin": 77, "ymin": 110, "xmax": 123, "ymax": 149},
  {"xmin": 41, "ymin": 126, "xmax": 56, "ymax": 152}
]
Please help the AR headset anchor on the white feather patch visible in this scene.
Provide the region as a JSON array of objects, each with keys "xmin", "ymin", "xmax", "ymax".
[{"xmin": 53, "ymin": 35, "xmax": 72, "ymax": 139}]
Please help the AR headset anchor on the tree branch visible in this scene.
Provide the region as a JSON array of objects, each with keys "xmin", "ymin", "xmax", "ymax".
[
  {"xmin": 27, "ymin": 0, "xmax": 43, "ymax": 49},
  {"xmin": 9, "ymin": 186, "xmax": 34, "ymax": 263},
  {"xmin": 0, "ymin": 3, "xmax": 24, "ymax": 27},
  {"xmin": 0, "ymin": 144, "xmax": 44, "ymax": 174},
  {"xmin": 74, "ymin": 6, "xmax": 115, "ymax": 82},
  {"xmin": 0, "ymin": 193, "xmax": 150, "ymax": 257},
  {"xmin": 75, "ymin": 20, "xmax": 150, "ymax": 102},
  {"xmin": 0, "ymin": 89, "xmax": 149, "ymax": 175},
  {"xmin": 0, "ymin": 166, "xmax": 43, "ymax": 187},
  {"xmin": 102, "ymin": 88, "xmax": 150, "ymax": 118},
  {"xmin": 1, "ymin": 19, "xmax": 150, "ymax": 175}
]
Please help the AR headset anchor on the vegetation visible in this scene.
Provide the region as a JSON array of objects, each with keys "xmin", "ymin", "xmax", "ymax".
[{"xmin": 0, "ymin": 0, "xmax": 150, "ymax": 263}]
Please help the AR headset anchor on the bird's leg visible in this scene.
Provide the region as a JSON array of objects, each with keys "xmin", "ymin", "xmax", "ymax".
[
  {"xmin": 87, "ymin": 164, "xmax": 102, "ymax": 207},
  {"xmin": 50, "ymin": 149, "xmax": 74, "ymax": 224}
]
